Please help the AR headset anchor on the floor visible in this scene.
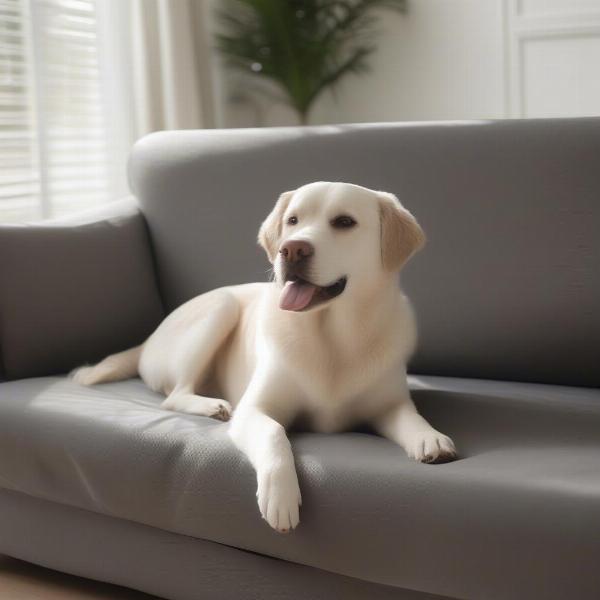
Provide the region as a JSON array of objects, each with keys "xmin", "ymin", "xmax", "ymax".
[{"xmin": 0, "ymin": 555, "xmax": 160, "ymax": 600}]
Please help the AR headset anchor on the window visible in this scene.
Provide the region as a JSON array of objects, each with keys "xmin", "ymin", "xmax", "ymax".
[{"xmin": 0, "ymin": 0, "xmax": 128, "ymax": 223}]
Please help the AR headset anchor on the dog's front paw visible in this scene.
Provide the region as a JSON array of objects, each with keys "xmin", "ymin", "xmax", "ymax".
[
  {"xmin": 406, "ymin": 430, "xmax": 457, "ymax": 464},
  {"xmin": 257, "ymin": 464, "xmax": 302, "ymax": 533},
  {"xmin": 161, "ymin": 395, "xmax": 232, "ymax": 421},
  {"xmin": 207, "ymin": 399, "xmax": 232, "ymax": 422}
]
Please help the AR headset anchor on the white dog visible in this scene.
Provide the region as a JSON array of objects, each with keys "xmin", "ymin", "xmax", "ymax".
[{"xmin": 73, "ymin": 181, "xmax": 457, "ymax": 533}]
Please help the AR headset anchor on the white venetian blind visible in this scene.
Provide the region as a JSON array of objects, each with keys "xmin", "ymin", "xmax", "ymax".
[{"xmin": 0, "ymin": 0, "xmax": 114, "ymax": 222}]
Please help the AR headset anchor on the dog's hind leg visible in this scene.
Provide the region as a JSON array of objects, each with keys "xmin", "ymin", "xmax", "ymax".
[
  {"xmin": 72, "ymin": 346, "xmax": 142, "ymax": 386},
  {"xmin": 160, "ymin": 291, "xmax": 240, "ymax": 421}
]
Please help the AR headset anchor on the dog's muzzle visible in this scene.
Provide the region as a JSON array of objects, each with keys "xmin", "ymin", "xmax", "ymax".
[{"xmin": 279, "ymin": 275, "xmax": 347, "ymax": 312}]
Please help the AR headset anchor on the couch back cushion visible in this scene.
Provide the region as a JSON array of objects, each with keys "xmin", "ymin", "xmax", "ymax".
[
  {"xmin": 0, "ymin": 200, "xmax": 164, "ymax": 379},
  {"xmin": 128, "ymin": 119, "xmax": 600, "ymax": 387}
]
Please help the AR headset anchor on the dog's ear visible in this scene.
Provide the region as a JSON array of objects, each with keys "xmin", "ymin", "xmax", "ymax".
[
  {"xmin": 258, "ymin": 190, "xmax": 294, "ymax": 263},
  {"xmin": 378, "ymin": 192, "xmax": 426, "ymax": 271}
]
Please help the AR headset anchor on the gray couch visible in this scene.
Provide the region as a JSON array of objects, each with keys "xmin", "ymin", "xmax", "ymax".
[{"xmin": 1, "ymin": 118, "xmax": 599, "ymax": 600}]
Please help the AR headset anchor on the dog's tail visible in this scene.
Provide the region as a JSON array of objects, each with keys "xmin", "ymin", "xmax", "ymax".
[{"xmin": 71, "ymin": 345, "xmax": 142, "ymax": 386}]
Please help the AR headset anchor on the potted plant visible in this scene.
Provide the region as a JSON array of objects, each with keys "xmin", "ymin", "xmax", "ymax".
[{"xmin": 216, "ymin": 0, "xmax": 407, "ymax": 125}]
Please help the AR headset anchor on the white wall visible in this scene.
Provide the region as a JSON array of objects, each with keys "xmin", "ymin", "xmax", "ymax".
[
  {"xmin": 211, "ymin": 0, "xmax": 600, "ymax": 128},
  {"xmin": 312, "ymin": 0, "xmax": 506, "ymax": 124}
]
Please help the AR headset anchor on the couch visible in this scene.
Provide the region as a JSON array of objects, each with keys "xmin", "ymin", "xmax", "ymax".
[{"xmin": 0, "ymin": 118, "xmax": 599, "ymax": 600}]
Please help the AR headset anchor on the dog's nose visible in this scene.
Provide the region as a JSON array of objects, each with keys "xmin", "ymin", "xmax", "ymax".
[{"xmin": 279, "ymin": 240, "xmax": 314, "ymax": 264}]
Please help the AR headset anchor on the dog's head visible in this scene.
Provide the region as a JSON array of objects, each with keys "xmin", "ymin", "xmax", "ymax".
[{"xmin": 259, "ymin": 182, "xmax": 425, "ymax": 312}]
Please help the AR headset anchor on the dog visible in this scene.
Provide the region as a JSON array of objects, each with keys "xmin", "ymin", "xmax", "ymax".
[{"xmin": 73, "ymin": 181, "xmax": 457, "ymax": 533}]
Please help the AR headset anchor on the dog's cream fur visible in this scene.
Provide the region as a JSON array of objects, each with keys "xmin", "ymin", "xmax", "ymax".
[{"xmin": 73, "ymin": 181, "xmax": 457, "ymax": 532}]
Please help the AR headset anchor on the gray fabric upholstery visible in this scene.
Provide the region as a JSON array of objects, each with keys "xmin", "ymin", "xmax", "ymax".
[
  {"xmin": 1, "ymin": 374, "xmax": 599, "ymax": 600},
  {"xmin": 2, "ymin": 118, "xmax": 599, "ymax": 600},
  {"xmin": 0, "ymin": 488, "xmax": 444, "ymax": 600},
  {"xmin": 0, "ymin": 198, "xmax": 164, "ymax": 379},
  {"xmin": 129, "ymin": 119, "xmax": 600, "ymax": 387}
]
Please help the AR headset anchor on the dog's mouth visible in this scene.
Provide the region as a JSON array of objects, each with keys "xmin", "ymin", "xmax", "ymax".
[{"xmin": 279, "ymin": 275, "xmax": 347, "ymax": 312}]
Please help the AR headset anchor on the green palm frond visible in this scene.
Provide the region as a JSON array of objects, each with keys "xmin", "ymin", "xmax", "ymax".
[{"xmin": 215, "ymin": 0, "xmax": 406, "ymax": 124}]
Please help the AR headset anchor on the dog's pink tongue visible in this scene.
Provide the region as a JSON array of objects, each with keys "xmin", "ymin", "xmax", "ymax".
[{"xmin": 280, "ymin": 280, "xmax": 317, "ymax": 311}]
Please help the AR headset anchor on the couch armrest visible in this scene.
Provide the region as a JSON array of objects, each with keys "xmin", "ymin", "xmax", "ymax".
[{"xmin": 0, "ymin": 198, "xmax": 164, "ymax": 380}]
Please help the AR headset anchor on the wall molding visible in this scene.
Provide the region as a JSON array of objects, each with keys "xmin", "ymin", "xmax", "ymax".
[
  {"xmin": 504, "ymin": 0, "xmax": 600, "ymax": 117},
  {"xmin": 515, "ymin": 0, "xmax": 600, "ymax": 19}
]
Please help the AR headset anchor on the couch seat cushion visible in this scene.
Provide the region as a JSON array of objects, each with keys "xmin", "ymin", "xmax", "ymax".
[{"xmin": 1, "ymin": 375, "xmax": 599, "ymax": 600}]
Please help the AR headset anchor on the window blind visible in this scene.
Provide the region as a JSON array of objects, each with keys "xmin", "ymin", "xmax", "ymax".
[{"xmin": 0, "ymin": 0, "xmax": 112, "ymax": 223}]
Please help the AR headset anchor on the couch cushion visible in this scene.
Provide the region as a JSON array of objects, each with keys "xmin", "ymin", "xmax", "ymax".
[
  {"xmin": 129, "ymin": 119, "xmax": 600, "ymax": 387},
  {"xmin": 0, "ymin": 198, "xmax": 164, "ymax": 380},
  {"xmin": 1, "ymin": 375, "xmax": 599, "ymax": 600},
  {"xmin": 0, "ymin": 489, "xmax": 443, "ymax": 600}
]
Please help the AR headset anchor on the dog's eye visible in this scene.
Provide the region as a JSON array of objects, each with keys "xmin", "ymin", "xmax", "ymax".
[
  {"xmin": 287, "ymin": 216, "xmax": 298, "ymax": 226},
  {"xmin": 331, "ymin": 215, "xmax": 357, "ymax": 229}
]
